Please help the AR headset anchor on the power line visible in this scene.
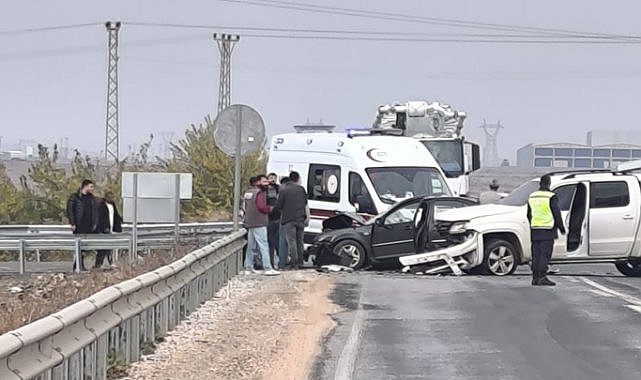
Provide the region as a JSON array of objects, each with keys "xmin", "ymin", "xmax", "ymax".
[
  {"xmin": 127, "ymin": 21, "xmax": 626, "ymax": 40},
  {"xmin": 236, "ymin": 33, "xmax": 641, "ymax": 44},
  {"xmin": 126, "ymin": 21, "xmax": 641, "ymax": 44},
  {"xmin": 0, "ymin": 22, "xmax": 101, "ymax": 36},
  {"xmin": 216, "ymin": 0, "xmax": 641, "ymax": 40}
]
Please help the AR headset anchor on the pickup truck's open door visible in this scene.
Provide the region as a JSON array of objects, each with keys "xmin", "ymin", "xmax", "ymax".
[{"xmin": 553, "ymin": 182, "xmax": 590, "ymax": 258}]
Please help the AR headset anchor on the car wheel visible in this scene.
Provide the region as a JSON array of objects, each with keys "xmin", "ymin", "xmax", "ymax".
[
  {"xmin": 332, "ymin": 240, "xmax": 367, "ymax": 269},
  {"xmin": 615, "ymin": 261, "xmax": 641, "ymax": 277},
  {"xmin": 482, "ymin": 239, "xmax": 518, "ymax": 276}
]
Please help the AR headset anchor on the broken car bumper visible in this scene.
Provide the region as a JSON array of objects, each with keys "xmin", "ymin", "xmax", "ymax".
[{"xmin": 398, "ymin": 232, "xmax": 479, "ymax": 267}]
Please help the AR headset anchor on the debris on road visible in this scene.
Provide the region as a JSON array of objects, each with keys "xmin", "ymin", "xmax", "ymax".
[{"xmin": 318, "ymin": 264, "xmax": 354, "ymax": 273}]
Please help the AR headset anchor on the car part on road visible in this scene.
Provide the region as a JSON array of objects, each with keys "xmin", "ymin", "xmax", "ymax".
[
  {"xmin": 615, "ymin": 260, "xmax": 641, "ymax": 277},
  {"xmin": 482, "ymin": 239, "xmax": 518, "ymax": 276}
]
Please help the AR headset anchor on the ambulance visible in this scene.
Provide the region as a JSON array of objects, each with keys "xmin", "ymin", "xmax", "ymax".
[{"xmin": 266, "ymin": 125, "xmax": 453, "ymax": 243}]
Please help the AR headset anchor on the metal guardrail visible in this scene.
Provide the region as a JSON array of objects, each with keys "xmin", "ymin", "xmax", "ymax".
[
  {"xmin": 0, "ymin": 222, "xmax": 234, "ymax": 274},
  {"xmin": 0, "ymin": 229, "xmax": 246, "ymax": 380},
  {"xmin": 0, "ymin": 222, "xmax": 233, "ymax": 235}
]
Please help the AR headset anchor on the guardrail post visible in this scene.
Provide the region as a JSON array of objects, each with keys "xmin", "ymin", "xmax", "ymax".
[
  {"xmin": 36, "ymin": 248, "xmax": 41, "ymax": 263},
  {"xmin": 96, "ymin": 333, "xmax": 108, "ymax": 380},
  {"xmin": 19, "ymin": 239, "xmax": 26, "ymax": 274},
  {"xmin": 74, "ymin": 238, "xmax": 82, "ymax": 274}
]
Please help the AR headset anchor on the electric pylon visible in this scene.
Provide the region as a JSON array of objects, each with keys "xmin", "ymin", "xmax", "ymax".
[
  {"xmin": 213, "ymin": 33, "xmax": 240, "ymax": 115},
  {"xmin": 105, "ymin": 21, "xmax": 121, "ymax": 162},
  {"xmin": 480, "ymin": 120, "xmax": 503, "ymax": 167}
]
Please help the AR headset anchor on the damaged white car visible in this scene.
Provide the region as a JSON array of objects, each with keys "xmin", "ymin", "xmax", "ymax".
[{"xmin": 400, "ymin": 166, "xmax": 641, "ymax": 276}]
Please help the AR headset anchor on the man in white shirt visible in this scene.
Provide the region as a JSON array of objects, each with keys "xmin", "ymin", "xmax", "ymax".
[{"xmin": 96, "ymin": 191, "xmax": 122, "ymax": 268}]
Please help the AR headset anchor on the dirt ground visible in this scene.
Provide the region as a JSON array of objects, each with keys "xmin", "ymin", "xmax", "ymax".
[
  {"xmin": 0, "ymin": 247, "xmax": 195, "ymax": 334},
  {"xmin": 123, "ymin": 270, "xmax": 336, "ymax": 380}
]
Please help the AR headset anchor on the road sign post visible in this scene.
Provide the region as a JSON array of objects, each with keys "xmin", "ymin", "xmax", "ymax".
[{"xmin": 212, "ymin": 104, "xmax": 266, "ymax": 231}]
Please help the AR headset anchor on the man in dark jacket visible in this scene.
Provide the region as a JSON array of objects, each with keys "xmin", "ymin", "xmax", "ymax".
[
  {"xmin": 96, "ymin": 191, "xmax": 123, "ymax": 268},
  {"xmin": 66, "ymin": 179, "xmax": 99, "ymax": 271},
  {"xmin": 274, "ymin": 171, "xmax": 308, "ymax": 269},
  {"xmin": 527, "ymin": 174, "xmax": 565, "ymax": 286},
  {"xmin": 266, "ymin": 173, "xmax": 280, "ymax": 268},
  {"xmin": 277, "ymin": 176, "xmax": 291, "ymax": 268}
]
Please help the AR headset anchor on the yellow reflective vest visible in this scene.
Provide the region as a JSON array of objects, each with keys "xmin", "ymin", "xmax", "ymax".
[{"xmin": 528, "ymin": 190, "xmax": 554, "ymax": 229}]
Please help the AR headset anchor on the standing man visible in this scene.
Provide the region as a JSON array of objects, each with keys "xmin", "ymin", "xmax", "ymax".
[
  {"xmin": 243, "ymin": 174, "xmax": 280, "ymax": 276},
  {"xmin": 277, "ymin": 176, "xmax": 291, "ymax": 268},
  {"xmin": 479, "ymin": 179, "xmax": 502, "ymax": 204},
  {"xmin": 66, "ymin": 179, "xmax": 99, "ymax": 271},
  {"xmin": 527, "ymin": 175, "xmax": 565, "ymax": 286},
  {"xmin": 274, "ymin": 171, "xmax": 308, "ymax": 269},
  {"xmin": 266, "ymin": 173, "xmax": 280, "ymax": 268},
  {"xmin": 96, "ymin": 191, "xmax": 123, "ymax": 268}
]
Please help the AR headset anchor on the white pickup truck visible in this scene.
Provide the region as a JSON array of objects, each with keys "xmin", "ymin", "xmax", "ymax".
[{"xmin": 399, "ymin": 165, "xmax": 641, "ymax": 276}]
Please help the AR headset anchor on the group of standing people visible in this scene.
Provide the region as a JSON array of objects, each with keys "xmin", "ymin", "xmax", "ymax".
[
  {"xmin": 66, "ymin": 179, "xmax": 123, "ymax": 271},
  {"xmin": 242, "ymin": 171, "xmax": 309, "ymax": 275}
]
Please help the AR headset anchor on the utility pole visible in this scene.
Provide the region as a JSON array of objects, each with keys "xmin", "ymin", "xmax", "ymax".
[
  {"xmin": 213, "ymin": 33, "xmax": 240, "ymax": 115},
  {"xmin": 480, "ymin": 120, "xmax": 504, "ymax": 167},
  {"xmin": 105, "ymin": 21, "xmax": 122, "ymax": 162}
]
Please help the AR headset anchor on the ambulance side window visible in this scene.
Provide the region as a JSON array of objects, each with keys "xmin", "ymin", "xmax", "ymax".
[
  {"xmin": 307, "ymin": 164, "xmax": 341, "ymax": 203},
  {"xmin": 349, "ymin": 172, "xmax": 377, "ymax": 215}
]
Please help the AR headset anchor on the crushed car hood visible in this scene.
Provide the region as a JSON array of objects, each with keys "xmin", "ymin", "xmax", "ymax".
[
  {"xmin": 437, "ymin": 204, "xmax": 520, "ymax": 222},
  {"xmin": 322, "ymin": 212, "xmax": 368, "ymax": 230}
]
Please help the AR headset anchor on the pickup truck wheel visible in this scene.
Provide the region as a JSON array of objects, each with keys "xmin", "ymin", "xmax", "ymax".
[
  {"xmin": 332, "ymin": 240, "xmax": 367, "ymax": 269},
  {"xmin": 615, "ymin": 261, "xmax": 641, "ymax": 277},
  {"xmin": 482, "ymin": 239, "xmax": 518, "ymax": 276}
]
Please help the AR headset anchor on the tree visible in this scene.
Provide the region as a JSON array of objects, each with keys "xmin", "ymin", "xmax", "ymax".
[
  {"xmin": 0, "ymin": 162, "xmax": 21, "ymax": 223},
  {"xmin": 161, "ymin": 116, "xmax": 265, "ymax": 219},
  {"xmin": 18, "ymin": 144, "xmax": 77, "ymax": 223}
]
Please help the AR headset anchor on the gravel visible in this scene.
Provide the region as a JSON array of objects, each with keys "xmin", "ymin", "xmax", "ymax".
[{"xmin": 122, "ymin": 270, "xmax": 334, "ymax": 380}]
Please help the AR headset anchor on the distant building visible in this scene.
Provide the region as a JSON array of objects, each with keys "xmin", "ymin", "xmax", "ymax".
[
  {"xmin": 517, "ymin": 142, "xmax": 641, "ymax": 169},
  {"xmin": 587, "ymin": 130, "xmax": 641, "ymax": 146}
]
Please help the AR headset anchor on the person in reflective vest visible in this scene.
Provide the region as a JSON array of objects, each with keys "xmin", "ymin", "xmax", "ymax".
[{"xmin": 527, "ymin": 174, "xmax": 565, "ymax": 286}]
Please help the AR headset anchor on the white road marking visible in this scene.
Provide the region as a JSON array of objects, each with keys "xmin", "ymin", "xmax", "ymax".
[
  {"xmin": 335, "ymin": 292, "xmax": 365, "ymax": 380},
  {"xmin": 589, "ymin": 289, "xmax": 615, "ymax": 298},
  {"xmin": 625, "ymin": 304, "xmax": 641, "ymax": 314},
  {"xmin": 579, "ymin": 277, "xmax": 641, "ymax": 307}
]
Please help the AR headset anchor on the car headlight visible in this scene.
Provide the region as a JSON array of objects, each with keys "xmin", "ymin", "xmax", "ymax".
[
  {"xmin": 315, "ymin": 234, "xmax": 333, "ymax": 243},
  {"xmin": 449, "ymin": 221, "xmax": 470, "ymax": 234}
]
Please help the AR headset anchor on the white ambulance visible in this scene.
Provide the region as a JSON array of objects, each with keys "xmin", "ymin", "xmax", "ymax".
[{"xmin": 266, "ymin": 125, "xmax": 453, "ymax": 243}]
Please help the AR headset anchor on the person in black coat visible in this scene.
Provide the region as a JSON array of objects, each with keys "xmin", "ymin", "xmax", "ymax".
[
  {"xmin": 95, "ymin": 191, "xmax": 123, "ymax": 268},
  {"xmin": 66, "ymin": 179, "xmax": 98, "ymax": 271}
]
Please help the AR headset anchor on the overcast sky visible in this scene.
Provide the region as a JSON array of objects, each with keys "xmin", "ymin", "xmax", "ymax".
[{"xmin": 2, "ymin": 0, "xmax": 641, "ymax": 161}]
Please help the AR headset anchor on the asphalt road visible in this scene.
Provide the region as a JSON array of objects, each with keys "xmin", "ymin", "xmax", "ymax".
[{"xmin": 314, "ymin": 264, "xmax": 641, "ymax": 380}]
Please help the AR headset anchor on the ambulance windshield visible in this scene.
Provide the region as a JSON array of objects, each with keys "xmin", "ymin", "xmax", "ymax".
[{"xmin": 366, "ymin": 167, "xmax": 451, "ymax": 204}]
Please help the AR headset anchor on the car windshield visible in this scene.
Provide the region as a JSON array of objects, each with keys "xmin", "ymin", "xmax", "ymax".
[
  {"xmin": 500, "ymin": 180, "xmax": 539, "ymax": 206},
  {"xmin": 421, "ymin": 140, "xmax": 463, "ymax": 178},
  {"xmin": 366, "ymin": 167, "xmax": 451, "ymax": 205}
]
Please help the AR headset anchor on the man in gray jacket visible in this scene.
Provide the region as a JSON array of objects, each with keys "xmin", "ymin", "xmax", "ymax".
[
  {"xmin": 274, "ymin": 171, "xmax": 308, "ymax": 269},
  {"xmin": 243, "ymin": 175, "xmax": 280, "ymax": 276}
]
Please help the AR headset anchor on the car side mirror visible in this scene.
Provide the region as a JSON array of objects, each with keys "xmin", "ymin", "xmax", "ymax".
[{"xmin": 375, "ymin": 218, "xmax": 384, "ymax": 226}]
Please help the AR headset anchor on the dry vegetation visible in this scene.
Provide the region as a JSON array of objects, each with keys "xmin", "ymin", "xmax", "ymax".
[{"xmin": 0, "ymin": 245, "xmax": 198, "ymax": 334}]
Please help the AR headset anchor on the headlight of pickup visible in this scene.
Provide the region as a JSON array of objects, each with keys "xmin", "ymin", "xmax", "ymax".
[{"xmin": 449, "ymin": 221, "xmax": 470, "ymax": 234}]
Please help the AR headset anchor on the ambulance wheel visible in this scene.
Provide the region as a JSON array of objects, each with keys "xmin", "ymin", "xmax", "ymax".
[
  {"xmin": 482, "ymin": 239, "xmax": 518, "ymax": 276},
  {"xmin": 615, "ymin": 261, "xmax": 641, "ymax": 277},
  {"xmin": 332, "ymin": 240, "xmax": 367, "ymax": 269}
]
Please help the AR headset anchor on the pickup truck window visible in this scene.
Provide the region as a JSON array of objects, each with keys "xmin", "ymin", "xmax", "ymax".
[
  {"xmin": 590, "ymin": 181, "xmax": 630, "ymax": 208},
  {"xmin": 554, "ymin": 185, "xmax": 578, "ymax": 211}
]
